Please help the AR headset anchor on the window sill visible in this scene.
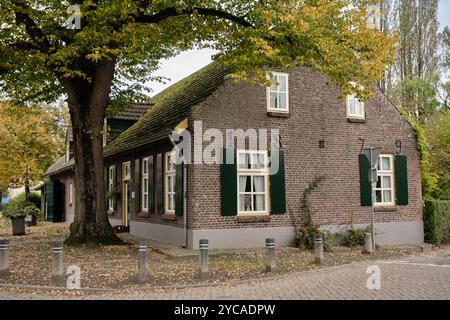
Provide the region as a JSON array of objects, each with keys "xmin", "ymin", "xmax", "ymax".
[
  {"xmin": 162, "ymin": 214, "xmax": 177, "ymax": 221},
  {"xmin": 347, "ymin": 117, "xmax": 367, "ymax": 124},
  {"xmin": 267, "ymin": 111, "xmax": 290, "ymax": 118},
  {"xmin": 374, "ymin": 206, "xmax": 397, "ymax": 212},
  {"xmin": 237, "ymin": 215, "xmax": 271, "ymax": 223}
]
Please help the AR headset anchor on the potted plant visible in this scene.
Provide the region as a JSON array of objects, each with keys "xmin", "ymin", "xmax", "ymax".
[
  {"xmin": 2, "ymin": 201, "xmax": 26, "ymax": 236},
  {"xmin": 24, "ymin": 205, "xmax": 40, "ymax": 227}
]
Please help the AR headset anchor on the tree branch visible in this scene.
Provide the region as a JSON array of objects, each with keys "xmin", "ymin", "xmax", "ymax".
[
  {"xmin": 11, "ymin": 0, "xmax": 52, "ymax": 54},
  {"xmin": 135, "ymin": 6, "xmax": 254, "ymax": 28}
]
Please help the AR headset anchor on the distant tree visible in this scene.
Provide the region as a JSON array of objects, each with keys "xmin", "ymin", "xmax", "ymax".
[
  {"xmin": 0, "ymin": 101, "xmax": 65, "ymax": 197},
  {"xmin": 425, "ymin": 110, "xmax": 450, "ymax": 200}
]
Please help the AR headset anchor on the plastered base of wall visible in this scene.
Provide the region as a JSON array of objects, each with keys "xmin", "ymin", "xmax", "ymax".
[
  {"xmin": 110, "ymin": 220, "xmax": 424, "ymax": 249},
  {"xmin": 65, "ymin": 213, "xmax": 75, "ymax": 224},
  {"xmin": 321, "ymin": 221, "xmax": 424, "ymax": 246}
]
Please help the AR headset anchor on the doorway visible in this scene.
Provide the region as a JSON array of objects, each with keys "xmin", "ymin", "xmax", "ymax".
[{"xmin": 122, "ymin": 162, "xmax": 131, "ymax": 227}]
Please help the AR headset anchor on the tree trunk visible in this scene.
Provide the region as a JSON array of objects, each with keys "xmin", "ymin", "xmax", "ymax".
[{"xmin": 63, "ymin": 60, "xmax": 123, "ymax": 246}]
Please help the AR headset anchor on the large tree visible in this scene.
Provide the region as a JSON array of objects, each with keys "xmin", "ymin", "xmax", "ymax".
[{"xmin": 0, "ymin": 0, "xmax": 395, "ymax": 245}]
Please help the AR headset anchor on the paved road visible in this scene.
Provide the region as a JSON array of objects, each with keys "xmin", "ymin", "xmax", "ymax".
[{"xmin": 1, "ymin": 249, "xmax": 450, "ymax": 300}]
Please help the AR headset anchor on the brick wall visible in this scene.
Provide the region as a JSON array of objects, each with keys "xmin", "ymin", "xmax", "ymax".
[{"xmin": 187, "ymin": 68, "xmax": 422, "ymax": 230}]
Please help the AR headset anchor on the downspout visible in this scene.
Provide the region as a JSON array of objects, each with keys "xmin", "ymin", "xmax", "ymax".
[{"xmin": 183, "ymin": 163, "xmax": 188, "ymax": 248}]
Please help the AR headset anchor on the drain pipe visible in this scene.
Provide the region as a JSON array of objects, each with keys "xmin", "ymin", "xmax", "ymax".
[{"xmin": 183, "ymin": 163, "xmax": 188, "ymax": 248}]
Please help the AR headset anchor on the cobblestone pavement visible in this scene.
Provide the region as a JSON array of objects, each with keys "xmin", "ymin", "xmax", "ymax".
[{"xmin": 1, "ymin": 250, "xmax": 450, "ymax": 300}]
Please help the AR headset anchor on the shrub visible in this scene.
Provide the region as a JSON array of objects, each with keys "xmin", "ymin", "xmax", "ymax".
[
  {"xmin": 423, "ymin": 200, "xmax": 450, "ymax": 245},
  {"xmin": 338, "ymin": 226, "xmax": 372, "ymax": 247},
  {"xmin": 13, "ymin": 192, "xmax": 41, "ymax": 208},
  {"xmin": 295, "ymin": 223, "xmax": 331, "ymax": 251}
]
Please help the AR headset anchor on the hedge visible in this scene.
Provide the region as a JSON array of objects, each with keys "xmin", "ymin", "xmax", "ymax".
[{"xmin": 423, "ymin": 200, "xmax": 450, "ymax": 245}]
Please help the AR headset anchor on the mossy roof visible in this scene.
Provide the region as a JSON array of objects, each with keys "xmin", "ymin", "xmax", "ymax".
[{"xmin": 104, "ymin": 62, "xmax": 231, "ymax": 156}]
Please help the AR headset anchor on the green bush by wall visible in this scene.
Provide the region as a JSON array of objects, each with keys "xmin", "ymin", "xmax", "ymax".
[{"xmin": 423, "ymin": 200, "xmax": 450, "ymax": 245}]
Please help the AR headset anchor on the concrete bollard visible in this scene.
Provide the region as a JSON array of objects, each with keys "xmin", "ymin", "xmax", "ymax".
[
  {"xmin": 138, "ymin": 240, "xmax": 149, "ymax": 283},
  {"xmin": 0, "ymin": 240, "xmax": 10, "ymax": 276},
  {"xmin": 314, "ymin": 236, "xmax": 324, "ymax": 265},
  {"xmin": 199, "ymin": 239, "xmax": 209, "ymax": 280},
  {"xmin": 265, "ymin": 238, "xmax": 276, "ymax": 273},
  {"xmin": 363, "ymin": 233, "xmax": 373, "ymax": 254},
  {"xmin": 52, "ymin": 241, "xmax": 64, "ymax": 279}
]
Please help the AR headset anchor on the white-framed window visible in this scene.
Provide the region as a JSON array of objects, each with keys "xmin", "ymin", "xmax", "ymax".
[
  {"xmin": 267, "ymin": 72, "xmax": 289, "ymax": 113},
  {"xmin": 237, "ymin": 150, "xmax": 269, "ymax": 215},
  {"xmin": 108, "ymin": 165, "xmax": 115, "ymax": 211},
  {"xmin": 346, "ymin": 94, "xmax": 365, "ymax": 119},
  {"xmin": 69, "ymin": 183, "xmax": 73, "ymax": 206},
  {"xmin": 375, "ymin": 154, "xmax": 395, "ymax": 206},
  {"xmin": 165, "ymin": 152, "xmax": 176, "ymax": 214},
  {"xmin": 141, "ymin": 157, "xmax": 149, "ymax": 212}
]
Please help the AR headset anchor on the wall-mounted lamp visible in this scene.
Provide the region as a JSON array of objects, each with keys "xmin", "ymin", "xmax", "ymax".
[{"xmin": 319, "ymin": 140, "xmax": 325, "ymax": 149}]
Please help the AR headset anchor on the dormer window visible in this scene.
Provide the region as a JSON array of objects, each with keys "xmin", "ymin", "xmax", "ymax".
[
  {"xmin": 347, "ymin": 93, "xmax": 365, "ymax": 120},
  {"xmin": 267, "ymin": 72, "xmax": 289, "ymax": 113}
]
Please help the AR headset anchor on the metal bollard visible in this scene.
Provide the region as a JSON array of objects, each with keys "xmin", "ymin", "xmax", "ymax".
[
  {"xmin": 265, "ymin": 238, "xmax": 276, "ymax": 273},
  {"xmin": 199, "ymin": 239, "xmax": 209, "ymax": 280},
  {"xmin": 52, "ymin": 241, "xmax": 64, "ymax": 278},
  {"xmin": 138, "ymin": 240, "xmax": 149, "ymax": 283},
  {"xmin": 0, "ymin": 240, "xmax": 10, "ymax": 276},
  {"xmin": 363, "ymin": 233, "xmax": 373, "ymax": 254},
  {"xmin": 314, "ymin": 236, "xmax": 324, "ymax": 265}
]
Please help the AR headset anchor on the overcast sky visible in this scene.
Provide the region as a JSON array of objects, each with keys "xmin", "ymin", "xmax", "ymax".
[{"xmin": 147, "ymin": 3, "xmax": 450, "ymax": 96}]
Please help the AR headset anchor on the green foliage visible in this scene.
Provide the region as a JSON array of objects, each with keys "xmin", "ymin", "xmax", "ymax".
[
  {"xmin": 337, "ymin": 226, "xmax": 372, "ymax": 247},
  {"xmin": 425, "ymin": 110, "xmax": 450, "ymax": 200},
  {"xmin": 295, "ymin": 223, "xmax": 331, "ymax": 251},
  {"xmin": 295, "ymin": 176, "xmax": 330, "ymax": 250},
  {"xmin": 1, "ymin": 194, "xmax": 41, "ymax": 219},
  {"xmin": 423, "ymin": 200, "xmax": 450, "ymax": 245},
  {"xmin": 399, "ymin": 110, "xmax": 438, "ymax": 199},
  {"xmin": 13, "ymin": 192, "xmax": 41, "ymax": 208}
]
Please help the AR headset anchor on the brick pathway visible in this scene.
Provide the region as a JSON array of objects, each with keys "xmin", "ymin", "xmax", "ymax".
[{"xmin": 1, "ymin": 251, "xmax": 450, "ymax": 300}]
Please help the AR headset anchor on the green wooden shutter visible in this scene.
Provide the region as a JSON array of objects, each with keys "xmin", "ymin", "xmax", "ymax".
[
  {"xmin": 148, "ymin": 155, "xmax": 154, "ymax": 214},
  {"xmin": 221, "ymin": 148, "xmax": 237, "ymax": 216},
  {"xmin": 359, "ymin": 154, "xmax": 372, "ymax": 206},
  {"xmin": 270, "ymin": 149, "xmax": 286, "ymax": 215},
  {"xmin": 44, "ymin": 181, "xmax": 54, "ymax": 221},
  {"xmin": 175, "ymin": 162, "xmax": 184, "ymax": 217},
  {"xmin": 134, "ymin": 159, "xmax": 141, "ymax": 213},
  {"xmin": 395, "ymin": 155, "xmax": 409, "ymax": 205},
  {"xmin": 155, "ymin": 153, "xmax": 163, "ymax": 214}
]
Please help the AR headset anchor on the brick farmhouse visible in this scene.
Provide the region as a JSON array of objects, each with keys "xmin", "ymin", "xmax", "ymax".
[{"xmin": 43, "ymin": 63, "xmax": 424, "ymax": 249}]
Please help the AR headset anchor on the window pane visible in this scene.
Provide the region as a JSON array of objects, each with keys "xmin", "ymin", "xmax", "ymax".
[
  {"xmin": 168, "ymin": 176, "xmax": 173, "ymax": 192},
  {"xmin": 239, "ymin": 176, "xmax": 249, "ymax": 192},
  {"xmin": 238, "ymin": 153, "xmax": 250, "ymax": 169},
  {"xmin": 253, "ymin": 176, "xmax": 265, "ymax": 192},
  {"xmin": 383, "ymin": 190, "xmax": 392, "ymax": 203},
  {"xmin": 349, "ymin": 99, "xmax": 356, "ymax": 115},
  {"xmin": 144, "ymin": 179, "xmax": 148, "ymax": 192},
  {"xmin": 254, "ymin": 195, "xmax": 266, "ymax": 211},
  {"xmin": 240, "ymin": 194, "xmax": 252, "ymax": 211},
  {"xmin": 376, "ymin": 176, "xmax": 382, "ymax": 189},
  {"xmin": 354, "ymin": 101, "xmax": 362, "ymax": 116},
  {"xmin": 376, "ymin": 190, "xmax": 382, "ymax": 203},
  {"xmin": 382, "ymin": 176, "xmax": 391, "ymax": 188},
  {"xmin": 381, "ymin": 157, "xmax": 391, "ymax": 171},
  {"xmin": 278, "ymin": 93, "xmax": 287, "ymax": 110},
  {"xmin": 270, "ymin": 92, "xmax": 278, "ymax": 109},
  {"xmin": 278, "ymin": 76, "xmax": 287, "ymax": 91},
  {"xmin": 270, "ymin": 76, "xmax": 278, "ymax": 91}
]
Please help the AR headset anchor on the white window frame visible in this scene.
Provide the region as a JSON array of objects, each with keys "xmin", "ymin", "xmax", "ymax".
[
  {"xmin": 69, "ymin": 183, "xmax": 73, "ymax": 206},
  {"xmin": 374, "ymin": 154, "xmax": 395, "ymax": 207},
  {"xmin": 108, "ymin": 165, "xmax": 115, "ymax": 211},
  {"xmin": 141, "ymin": 157, "xmax": 149, "ymax": 212},
  {"xmin": 165, "ymin": 152, "xmax": 176, "ymax": 214},
  {"xmin": 237, "ymin": 150, "xmax": 269, "ymax": 216},
  {"xmin": 346, "ymin": 94, "xmax": 365, "ymax": 119},
  {"xmin": 267, "ymin": 72, "xmax": 289, "ymax": 113}
]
